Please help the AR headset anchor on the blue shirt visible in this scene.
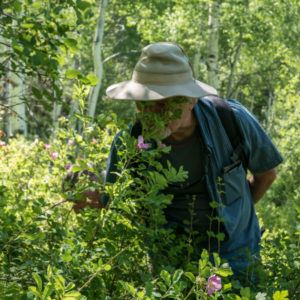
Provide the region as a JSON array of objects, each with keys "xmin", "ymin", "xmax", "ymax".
[{"xmin": 103, "ymin": 98, "xmax": 283, "ymax": 271}]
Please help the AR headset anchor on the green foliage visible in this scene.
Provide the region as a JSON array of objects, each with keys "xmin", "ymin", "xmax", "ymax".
[
  {"xmin": 0, "ymin": 0, "xmax": 299, "ymax": 299},
  {"xmin": 0, "ymin": 115, "xmax": 298, "ymax": 298}
]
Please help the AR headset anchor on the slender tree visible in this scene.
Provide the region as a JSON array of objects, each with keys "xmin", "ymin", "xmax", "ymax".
[
  {"xmin": 10, "ymin": 71, "xmax": 27, "ymax": 137},
  {"xmin": 87, "ymin": 0, "xmax": 108, "ymax": 118},
  {"xmin": 207, "ymin": 0, "xmax": 220, "ymax": 91}
]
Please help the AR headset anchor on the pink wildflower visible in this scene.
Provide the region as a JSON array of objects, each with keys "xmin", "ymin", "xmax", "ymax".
[
  {"xmin": 18, "ymin": 183, "xmax": 22, "ymax": 188},
  {"xmin": 92, "ymin": 138, "xmax": 97, "ymax": 143},
  {"xmin": 0, "ymin": 141, "xmax": 5, "ymax": 148},
  {"xmin": 137, "ymin": 135, "xmax": 149, "ymax": 149},
  {"xmin": 67, "ymin": 139, "xmax": 75, "ymax": 146},
  {"xmin": 49, "ymin": 152, "xmax": 58, "ymax": 159},
  {"xmin": 207, "ymin": 275, "xmax": 222, "ymax": 295},
  {"xmin": 65, "ymin": 163, "xmax": 71, "ymax": 169},
  {"xmin": 44, "ymin": 144, "xmax": 50, "ymax": 149},
  {"xmin": 108, "ymin": 117, "xmax": 113, "ymax": 121}
]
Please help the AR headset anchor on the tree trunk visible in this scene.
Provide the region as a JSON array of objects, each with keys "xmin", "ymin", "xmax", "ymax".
[
  {"xmin": 265, "ymin": 88, "xmax": 273, "ymax": 133},
  {"xmin": 193, "ymin": 47, "xmax": 201, "ymax": 79},
  {"xmin": 52, "ymin": 100, "xmax": 62, "ymax": 137},
  {"xmin": 3, "ymin": 68, "xmax": 12, "ymax": 141},
  {"xmin": 226, "ymin": 36, "xmax": 243, "ymax": 99},
  {"xmin": 10, "ymin": 71, "xmax": 27, "ymax": 137},
  {"xmin": 207, "ymin": 0, "xmax": 220, "ymax": 91},
  {"xmin": 87, "ymin": 0, "xmax": 108, "ymax": 118}
]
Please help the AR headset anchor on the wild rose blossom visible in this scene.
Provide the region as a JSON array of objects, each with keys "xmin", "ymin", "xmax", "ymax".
[
  {"xmin": 207, "ymin": 275, "xmax": 222, "ymax": 295},
  {"xmin": 137, "ymin": 135, "xmax": 149, "ymax": 149},
  {"xmin": 65, "ymin": 163, "xmax": 71, "ymax": 169},
  {"xmin": 44, "ymin": 144, "xmax": 50, "ymax": 149},
  {"xmin": 67, "ymin": 139, "xmax": 75, "ymax": 146},
  {"xmin": 49, "ymin": 152, "xmax": 58, "ymax": 159},
  {"xmin": 92, "ymin": 138, "xmax": 97, "ymax": 143}
]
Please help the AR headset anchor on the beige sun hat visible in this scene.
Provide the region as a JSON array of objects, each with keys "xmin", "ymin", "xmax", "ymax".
[{"xmin": 106, "ymin": 42, "xmax": 217, "ymax": 101}]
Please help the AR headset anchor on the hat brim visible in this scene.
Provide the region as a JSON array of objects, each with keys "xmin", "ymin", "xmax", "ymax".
[{"xmin": 106, "ymin": 80, "xmax": 217, "ymax": 101}]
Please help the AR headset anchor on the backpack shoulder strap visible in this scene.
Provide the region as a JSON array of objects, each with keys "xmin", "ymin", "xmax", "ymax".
[{"xmin": 203, "ymin": 95, "xmax": 247, "ymax": 169}]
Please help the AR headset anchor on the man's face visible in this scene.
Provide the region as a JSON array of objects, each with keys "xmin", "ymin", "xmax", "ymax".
[{"xmin": 136, "ymin": 97, "xmax": 195, "ymax": 139}]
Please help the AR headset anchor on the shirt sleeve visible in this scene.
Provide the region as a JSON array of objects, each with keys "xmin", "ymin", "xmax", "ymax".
[{"xmin": 229, "ymin": 99, "xmax": 283, "ymax": 174}]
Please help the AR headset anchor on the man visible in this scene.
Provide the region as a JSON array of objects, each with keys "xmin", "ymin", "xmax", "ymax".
[{"xmin": 103, "ymin": 42, "xmax": 283, "ymax": 278}]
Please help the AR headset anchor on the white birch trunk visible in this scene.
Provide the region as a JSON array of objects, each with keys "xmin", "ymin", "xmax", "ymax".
[
  {"xmin": 1, "ymin": 36, "xmax": 12, "ymax": 139},
  {"xmin": 87, "ymin": 0, "xmax": 108, "ymax": 118},
  {"xmin": 3, "ymin": 67, "xmax": 12, "ymax": 139},
  {"xmin": 193, "ymin": 48, "xmax": 201, "ymax": 79},
  {"xmin": 207, "ymin": 0, "xmax": 220, "ymax": 91},
  {"xmin": 265, "ymin": 89, "xmax": 273, "ymax": 133},
  {"xmin": 10, "ymin": 71, "xmax": 27, "ymax": 137},
  {"xmin": 52, "ymin": 100, "xmax": 62, "ymax": 137}
]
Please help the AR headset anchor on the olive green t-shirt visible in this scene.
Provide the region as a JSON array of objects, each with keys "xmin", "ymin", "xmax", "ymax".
[{"xmin": 159, "ymin": 126, "xmax": 216, "ymax": 234}]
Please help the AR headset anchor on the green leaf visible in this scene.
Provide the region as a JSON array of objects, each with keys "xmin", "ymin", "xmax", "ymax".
[
  {"xmin": 160, "ymin": 270, "xmax": 171, "ymax": 286},
  {"xmin": 54, "ymin": 274, "xmax": 65, "ymax": 291},
  {"xmin": 272, "ymin": 290, "xmax": 288, "ymax": 300},
  {"xmin": 42, "ymin": 284, "xmax": 54, "ymax": 300},
  {"xmin": 54, "ymin": 55, "xmax": 65, "ymax": 65},
  {"xmin": 184, "ymin": 272, "xmax": 195, "ymax": 283},
  {"xmin": 32, "ymin": 87, "xmax": 42, "ymax": 99},
  {"xmin": 62, "ymin": 253, "xmax": 72, "ymax": 262},
  {"xmin": 104, "ymin": 264, "xmax": 111, "ymax": 271},
  {"xmin": 64, "ymin": 38, "xmax": 78, "ymax": 52},
  {"xmin": 216, "ymin": 232, "xmax": 226, "ymax": 241},
  {"xmin": 121, "ymin": 282, "xmax": 135, "ymax": 296},
  {"xmin": 21, "ymin": 23, "xmax": 35, "ymax": 29},
  {"xmin": 86, "ymin": 73, "xmax": 98, "ymax": 85},
  {"xmin": 240, "ymin": 287, "xmax": 251, "ymax": 299},
  {"xmin": 63, "ymin": 291, "xmax": 82, "ymax": 299},
  {"xmin": 213, "ymin": 253, "xmax": 221, "ymax": 268},
  {"xmin": 172, "ymin": 269, "xmax": 183, "ymax": 284},
  {"xmin": 47, "ymin": 265, "xmax": 53, "ymax": 278},
  {"xmin": 137, "ymin": 291, "xmax": 145, "ymax": 299},
  {"xmin": 12, "ymin": 1, "xmax": 22, "ymax": 12},
  {"xmin": 28, "ymin": 286, "xmax": 42, "ymax": 298},
  {"xmin": 65, "ymin": 69, "xmax": 82, "ymax": 79},
  {"xmin": 223, "ymin": 283, "xmax": 232, "ymax": 292},
  {"xmin": 77, "ymin": 0, "xmax": 91, "ymax": 10},
  {"xmin": 77, "ymin": 160, "xmax": 88, "ymax": 169},
  {"xmin": 215, "ymin": 266, "xmax": 233, "ymax": 277},
  {"xmin": 32, "ymin": 272, "xmax": 43, "ymax": 291},
  {"xmin": 40, "ymin": 100, "xmax": 52, "ymax": 111}
]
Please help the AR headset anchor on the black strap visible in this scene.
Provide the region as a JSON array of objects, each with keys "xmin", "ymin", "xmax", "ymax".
[{"xmin": 203, "ymin": 96, "xmax": 248, "ymax": 169}]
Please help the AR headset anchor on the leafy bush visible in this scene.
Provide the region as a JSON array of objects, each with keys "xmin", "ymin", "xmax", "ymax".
[{"xmin": 0, "ymin": 116, "xmax": 298, "ymax": 299}]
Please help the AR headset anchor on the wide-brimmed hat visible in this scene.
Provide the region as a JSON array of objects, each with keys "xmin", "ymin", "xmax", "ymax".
[{"xmin": 106, "ymin": 42, "xmax": 217, "ymax": 101}]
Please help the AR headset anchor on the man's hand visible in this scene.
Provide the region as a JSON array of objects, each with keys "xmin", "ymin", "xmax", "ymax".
[{"xmin": 248, "ymin": 168, "xmax": 277, "ymax": 204}]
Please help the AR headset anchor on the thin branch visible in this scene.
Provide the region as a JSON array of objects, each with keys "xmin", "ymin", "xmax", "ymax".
[
  {"xmin": 79, "ymin": 245, "xmax": 130, "ymax": 292},
  {"xmin": 226, "ymin": 33, "xmax": 243, "ymax": 98},
  {"xmin": 0, "ymin": 40, "xmax": 9, "ymax": 47},
  {"xmin": 103, "ymin": 50, "xmax": 139, "ymax": 64}
]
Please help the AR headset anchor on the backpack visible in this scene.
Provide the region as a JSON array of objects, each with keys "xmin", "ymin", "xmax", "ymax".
[{"xmin": 204, "ymin": 95, "xmax": 248, "ymax": 170}]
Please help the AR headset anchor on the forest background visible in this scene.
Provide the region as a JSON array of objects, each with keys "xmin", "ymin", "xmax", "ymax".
[{"xmin": 0, "ymin": 0, "xmax": 299, "ymax": 299}]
